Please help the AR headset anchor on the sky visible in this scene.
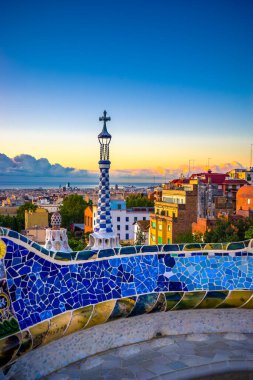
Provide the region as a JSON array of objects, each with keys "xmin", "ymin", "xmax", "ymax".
[{"xmin": 0, "ymin": 0, "xmax": 253, "ymax": 181}]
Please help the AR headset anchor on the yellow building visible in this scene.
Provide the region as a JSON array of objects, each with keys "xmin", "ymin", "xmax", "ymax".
[
  {"xmin": 25, "ymin": 208, "xmax": 49, "ymax": 229},
  {"xmin": 150, "ymin": 185, "xmax": 198, "ymax": 245},
  {"xmin": 227, "ymin": 168, "xmax": 253, "ymax": 183}
]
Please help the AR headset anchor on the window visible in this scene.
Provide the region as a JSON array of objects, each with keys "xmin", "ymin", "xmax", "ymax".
[
  {"xmin": 158, "ymin": 236, "xmax": 163, "ymax": 244},
  {"xmin": 143, "ymin": 217, "xmax": 146, "ymax": 220},
  {"xmin": 248, "ymin": 198, "xmax": 251, "ymax": 205},
  {"xmin": 152, "ymin": 234, "xmax": 156, "ymax": 242},
  {"xmin": 167, "ymin": 238, "xmax": 171, "ymax": 244},
  {"xmin": 168, "ymin": 225, "xmax": 171, "ymax": 231},
  {"xmin": 152, "ymin": 222, "xmax": 156, "ymax": 228},
  {"xmin": 126, "ymin": 225, "xmax": 129, "ymax": 230},
  {"xmin": 125, "ymin": 233, "xmax": 129, "ymax": 240},
  {"xmin": 117, "ymin": 225, "xmax": 120, "ymax": 231},
  {"xmin": 117, "ymin": 216, "xmax": 120, "ymax": 222},
  {"xmin": 134, "ymin": 217, "xmax": 138, "ymax": 222},
  {"xmin": 126, "ymin": 217, "xmax": 129, "ymax": 222},
  {"xmin": 117, "ymin": 204, "xmax": 122, "ymax": 210},
  {"xmin": 159, "ymin": 224, "xmax": 162, "ymax": 231}
]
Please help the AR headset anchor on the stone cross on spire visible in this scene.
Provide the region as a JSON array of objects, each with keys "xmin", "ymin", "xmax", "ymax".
[{"xmin": 99, "ymin": 110, "xmax": 111, "ymax": 128}]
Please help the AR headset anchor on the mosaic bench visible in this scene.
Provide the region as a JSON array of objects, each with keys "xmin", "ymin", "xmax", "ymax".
[{"xmin": 0, "ymin": 227, "xmax": 253, "ymax": 370}]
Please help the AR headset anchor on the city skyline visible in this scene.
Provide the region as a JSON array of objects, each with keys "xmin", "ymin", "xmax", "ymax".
[{"xmin": 0, "ymin": 1, "xmax": 253, "ymax": 177}]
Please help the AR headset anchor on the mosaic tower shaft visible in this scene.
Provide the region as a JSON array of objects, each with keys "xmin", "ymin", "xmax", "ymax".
[
  {"xmin": 94, "ymin": 111, "xmax": 113, "ymax": 234},
  {"xmin": 89, "ymin": 111, "xmax": 120, "ymax": 250}
]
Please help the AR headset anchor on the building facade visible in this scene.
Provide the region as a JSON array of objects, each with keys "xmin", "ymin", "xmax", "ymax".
[
  {"xmin": 150, "ymin": 184, "xmax": 198, "ymax": 244},
  {"xmin": 25, "ymin": 208, "xmax": 48, "ymax": 229},
  {"xmin": 93, "ymin": 199, "xmax": 152, "ymax": 241},
  {"xmin": 236, "ymin": 185, "xmax": 253, "ymax": 218},
  {"xmin": 84, "ymin": 206, "xmax": 93, "ymax": 234},
  {"xmin": 190, "ymin": 170, "xmax": 248, "ymax": 211},
  {"xmin": 228, "ymin": 168, "xmax": 253, "ymax": 184}
]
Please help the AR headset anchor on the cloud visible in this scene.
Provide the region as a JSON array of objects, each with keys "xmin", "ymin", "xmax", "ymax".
[
  {"xmin": 0, "ymin": 153, "xmax": 246, "ymax": 181},
  {"xmin": 110, "ymin": 161, "xmax": 245, "ymax": 181},
  {"xmin": 0, "ymin": 154, "xmax": 89, "ymax": 177}
]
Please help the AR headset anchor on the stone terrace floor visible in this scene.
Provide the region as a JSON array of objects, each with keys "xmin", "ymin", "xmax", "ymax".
[{"xmin": 43, "ymin": 333, "xmax": 253, "ymax": 380}]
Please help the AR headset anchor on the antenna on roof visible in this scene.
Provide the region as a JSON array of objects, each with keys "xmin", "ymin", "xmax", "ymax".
[{"xmin": 188, "ymin": 159, "xmax": 194, "ymax": 177}]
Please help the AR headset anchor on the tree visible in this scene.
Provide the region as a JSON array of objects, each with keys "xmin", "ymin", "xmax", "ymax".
[
  {"xmin": 204, "ymin": 218, "xmax": 238, "ymax": 243},
  {"xmin": 245, "ymin": 226, "xmax": 253, "ymax": 239},
  {"xmin": 0, "ymin": 215, "xmax": 19, "ymax": 231},
  {"xmin": 174, "ymin": 232, "xmax": 202, "ymax": 244},
  {"xmin": 204, "ymin": 217, "xmax": 253, "ymax": 243},
  {"xmin": 68, "ymin": 238, "xmax": 86, "ymax": 251},
  {"xmin": 60, "ymin": 195, "xmax": 88, "ymax": 229},
  {"xmin": 126, "ymin": 194, "xmax": 154, "ymax": 208},
  {"xmin": 233, "ymin": 217, "xmax": 251, "ymax": 240},
  {"xmin": 134, "ymin": 228, "xmax": 146, "ymax": 245}
]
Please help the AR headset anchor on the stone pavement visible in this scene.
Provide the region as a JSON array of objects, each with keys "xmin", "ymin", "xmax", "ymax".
[{"xmin": 43, "ymin": 333, "xmax": 253, "ymax": 380}]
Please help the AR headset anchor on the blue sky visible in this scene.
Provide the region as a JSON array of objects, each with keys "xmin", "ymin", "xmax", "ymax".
[{"xmin": 0, "ymin": 0, "xmax": 252, "ymax": 177}]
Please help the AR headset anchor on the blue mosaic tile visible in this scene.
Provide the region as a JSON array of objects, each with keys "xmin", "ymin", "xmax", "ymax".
[
  {"xmin": 141, "ymin": 245, "xmax": 158, "ymax": 253},
  {"xmin": 162, "ymin": 244, "xmax": 180, "ymax": 252},
  {"xmin": 98, "ymin": 249, "xmax": 115, "ymax": 258},
  {"xmin": 119, "ymin": 246, "xmax": 136, "ymax": 255},
  {"xmin": 7, "ymin": 230, "xmax": 19, "ymax": 239},
  {"xmin": 76, "ymin": 251, "xmax": 96, "ymax": 260},
  {"xmin": 227, "ymin": 242, "xmax": 245, "ymax": 250}
]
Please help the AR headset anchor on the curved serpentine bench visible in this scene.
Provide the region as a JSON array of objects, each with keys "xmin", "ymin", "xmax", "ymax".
[{"xmin": 0, "ymin": 227, "xmax": 253, "ymax": 374}]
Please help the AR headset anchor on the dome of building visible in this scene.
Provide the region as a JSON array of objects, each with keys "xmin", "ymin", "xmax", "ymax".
[
  {"xmin": 236, "ymin": 185, "xmax": 253, "ymax": 199},
  {"xmin": 236, "ymin": 185, "xmax": 253, "ymax": 217},
  {"xmin": 51, "ymin": 212, "xmax": 62, "ymax": 229}
]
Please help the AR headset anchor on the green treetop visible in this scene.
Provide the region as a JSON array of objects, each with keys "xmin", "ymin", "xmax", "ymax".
[
  {"xmin": 60, "ymin": 194, "xmax": 90, "ymax": 229},
  {"xmin": 126, "ymin": 194, "xmax": 154, "ymax": 208}
]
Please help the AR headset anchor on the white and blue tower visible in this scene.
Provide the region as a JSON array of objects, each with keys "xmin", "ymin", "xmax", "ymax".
[{"xmin": 89, "ymin": 111, "xmax": 120, "ymax": 250}]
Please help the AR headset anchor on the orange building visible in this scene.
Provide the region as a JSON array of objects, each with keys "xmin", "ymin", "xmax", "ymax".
[
  {"xmin": 84, "ymin": 206, "xmax": 93, "ymax": 233},
  {"xmin": 236, "ymin": 185, "xmax": 253, "ymax": 218},
  {"xmin": 192, "ymin": 218, "xmax": 217, "ymax": 235}
]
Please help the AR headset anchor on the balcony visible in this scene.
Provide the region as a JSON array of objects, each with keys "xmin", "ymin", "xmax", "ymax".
[{"xmin": 150, "ymin": 213, "xmax": 173, "ymax": 221}]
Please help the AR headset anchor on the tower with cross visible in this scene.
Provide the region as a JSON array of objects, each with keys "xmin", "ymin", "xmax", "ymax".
[{"xmin": 89, "ymin": 111, "xmax": 120, "ymax": 250}]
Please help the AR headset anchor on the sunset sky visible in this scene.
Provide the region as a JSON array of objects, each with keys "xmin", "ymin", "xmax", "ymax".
[{"xmin": 0, "ymin": 0, "xmax": 253, "ymax": 179}]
